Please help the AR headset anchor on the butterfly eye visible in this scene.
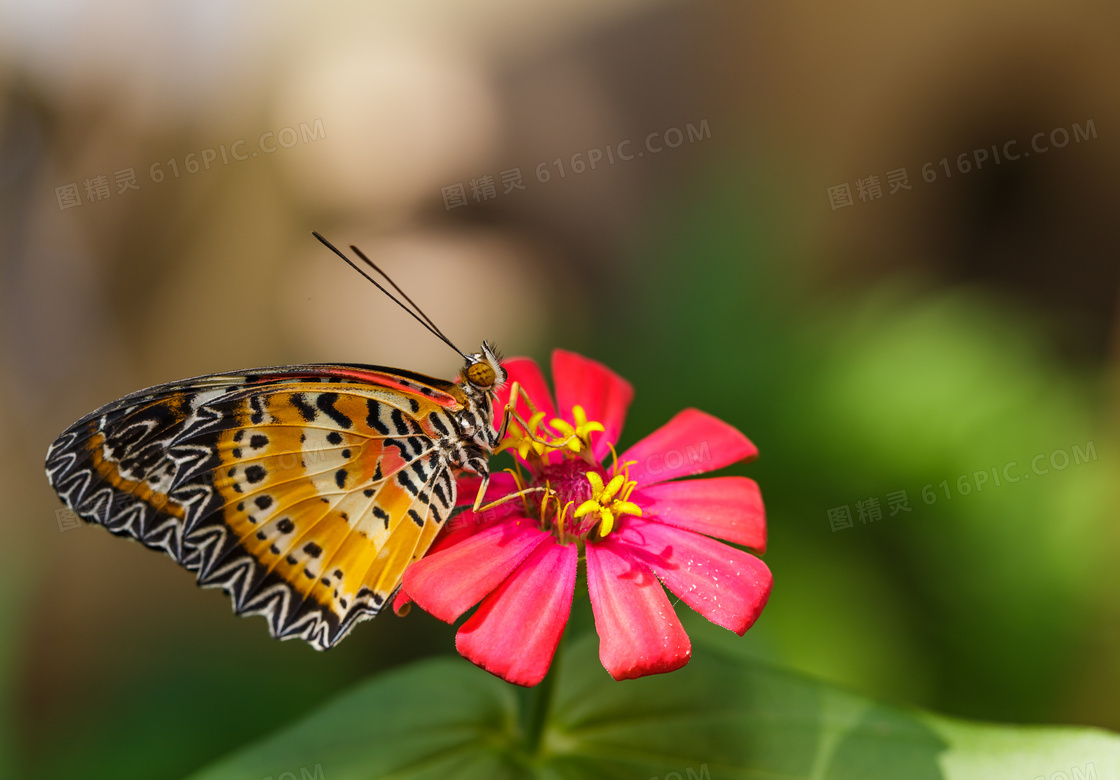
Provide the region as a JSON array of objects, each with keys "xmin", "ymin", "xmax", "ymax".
[{"xmin": 466, "ymin": 361, "xmax": 496, "ymax": 389}]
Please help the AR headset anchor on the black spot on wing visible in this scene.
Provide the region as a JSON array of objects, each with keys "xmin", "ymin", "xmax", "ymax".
[
  {"xmin": 372, "ymin": 505, "xmax": 389, "ymax": 528},
  {"xmin": 366, "ymin": 399, "xmax": 389, "ymax": 435},
  {"xmin": 405, "ymin": 436, "xmax": 429, "ymax": 457},
  {"xmin": 316, "ymin": 392, "xmax": 353, "ymax": 429},
  {"xmin": 432, "ymin": 480, "xmax": 448, "ymax": 508},
  {"xmin": 290, "ymin": 393, "xmax": 316, "ymax": 422},
  {"xmin": 408, "ymin": 509, "xmax": 425, "ymax": 528},
  {"xmin": 397, "ymin": 469, "xmax": 418, "ymax": 496},
  {"xmin": 407, "ymin": 398, "xmax": 420, "ymax": 414},
  {"xmin": 327, "ymin": 431, "xmax": 343, "ymax": 445},
  {"xmin": 249, "ymin": 395, "xmax": 266, "ymax": 425},
  {"xmin": 429, "ymin": 413, "xmax": 450, "ymax": 437},
  {"xmin": 410, "ymin": 459, "xmax": 429, "ymax": 484},
  {"xmin": 436, "ymin": 470, "xmax": 454, "ymax": 510},
  {"xmin": 390, "ymin": 408, "xmax": 410, "ymax": 436}
]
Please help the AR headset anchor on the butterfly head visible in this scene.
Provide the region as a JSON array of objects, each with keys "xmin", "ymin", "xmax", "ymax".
[{"xmin": 462, "ymin": 341, "xmax": 506, "ymax": 393}]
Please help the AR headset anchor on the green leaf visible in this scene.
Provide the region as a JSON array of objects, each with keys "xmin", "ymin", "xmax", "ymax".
[{"xmin": 189, "ymin": 625, "xmax": 1120, "ymax": 780}]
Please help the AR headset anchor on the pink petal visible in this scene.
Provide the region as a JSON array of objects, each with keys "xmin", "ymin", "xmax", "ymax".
[
  {"xmin": 456, "ymin": 539, "xmax": 578, "ymax": 687},
  {"xmin": 494, "ymin": 357, "xmax": 556, "ymax": 428},
  {"xmin": 620, "ymin": 409, "xmax": 758, "ymax": 487},
  {"xmin": 391, "ymin": 588, "xmax": 412, "ymax": 616},
  {"xmin": 585, "ymin": 540, "xmax": 691, "ymax": 680},
  {"xmin": 609, "ymin": 517, "xmax": 772, "ymax": 636},
  {"xmin": 633, "ymin": 476, "xmax": 766, "ymax": 551},
  {"xmin": 552, "ymin": 350, "xmax": 634, "ymax": 461},
  {"xmin": 402, "ymin": 518, "xmax": 550, "ymax": 623}
]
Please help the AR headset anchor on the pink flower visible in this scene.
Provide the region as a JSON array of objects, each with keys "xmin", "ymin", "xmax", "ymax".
[{"xmin": 399, "ymin": 350, "xmax": 771, "ymax": 686}]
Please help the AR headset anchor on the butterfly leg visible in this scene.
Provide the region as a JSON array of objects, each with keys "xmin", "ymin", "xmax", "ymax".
[
  {"xmin": 471, "ymin": 471, "xmax": 491, "ymax": 512},
  {"xmin": 470, "ymin": 470, "xmax": 545, "ymax": 514},
  {"xmin": 495, "ymin": 382, "xmax": 518, "ymax": 442},
  {"xmin": 497, "ymin": 382, "xmax": 578, "ymax": 451},
  {"xmin": 495, "ymin": 382, "xmax": 536, "ymax": 442}
]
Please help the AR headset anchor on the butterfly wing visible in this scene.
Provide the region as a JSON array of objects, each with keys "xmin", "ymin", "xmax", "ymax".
[{"xmin": 45, "ymin": 364, "xmax": 467, "ymax": 649}]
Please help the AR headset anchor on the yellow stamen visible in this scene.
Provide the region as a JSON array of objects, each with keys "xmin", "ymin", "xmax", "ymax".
[
  {"xmin": 585, "ymin": 471, "xmax": 604, "ymax": 497},
  {"xmin": 573, "ymin": 500, "xmax": 597, "ymax": 518},
  {"xmin": 498, "ymin": 410, "xmax": 552, "ymax": 460},
  {"xmin": 574, "ymin": 464, "xmax": 642, "ymax": 538},
  {"xmin": 601, "ymin": 474, "xmax": 625, "ymax": 503},
  {"xmin": 499, "ymin": 400, "xmax": 608, "ymax": 463},
  {"xmin": 549, "ymin": 405, "xmax": 605, "ymax": 454},
  {"xmin": 599, "ymin": 508, "xmax": 616, "ymax": 536}
]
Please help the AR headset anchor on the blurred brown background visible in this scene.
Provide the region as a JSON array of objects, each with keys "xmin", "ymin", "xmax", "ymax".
[{"xmin": 2, "ymin": 1, "xmax": 1119, "ymax": 777}]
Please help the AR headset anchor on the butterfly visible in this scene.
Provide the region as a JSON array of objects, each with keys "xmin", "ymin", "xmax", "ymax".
[{"xmin": 44, "ymin": 233, "xmax": 514, "ymax": 650}]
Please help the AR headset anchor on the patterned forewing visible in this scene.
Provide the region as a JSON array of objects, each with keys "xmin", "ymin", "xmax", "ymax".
[{"xmin": 44, "ymin": 367, "xmax": 464, "ymax": 649}]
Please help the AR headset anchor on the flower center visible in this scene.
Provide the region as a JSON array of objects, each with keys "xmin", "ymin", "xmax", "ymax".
[
  {"xmin": 529, "ymin": 459, "xmax": 640, "ymax": 542},
  {"xmin": 499, "ymin": 406, "xmax": 642, "ymax": 542},
  {"xmin": 572, "ymin": 468, "xmax": 642, "ymax": 537}
]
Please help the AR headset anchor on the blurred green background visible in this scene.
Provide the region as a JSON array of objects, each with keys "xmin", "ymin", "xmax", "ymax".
[{"xmin": 1, "ymin": 1, "xmax": 1118, "ymax": 777}]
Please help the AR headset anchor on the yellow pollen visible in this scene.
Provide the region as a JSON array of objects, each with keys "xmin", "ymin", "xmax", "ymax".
[
  {"xmin": 497, "ymin": 410, "xmax": 550, "ymax": 460},
  {"xmin": 549, "ymin": 405, "xmax": 605, "ymax": 454},
  {"xmin": 573, "ymin": 463, "xmax": 641, "ymax": 537},
  {"xmin": 500, "ymin": 404, "xmax": 605, "ymax": 462}
]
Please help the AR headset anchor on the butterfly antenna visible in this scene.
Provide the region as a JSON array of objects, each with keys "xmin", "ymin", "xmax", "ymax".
[
  {"xmin": 311, "ymin": 232, "xmax": 468, "ymax": 360},
  {"xmin": 348, "ymin": 244, "xmax": 453, "ymax": 346}
]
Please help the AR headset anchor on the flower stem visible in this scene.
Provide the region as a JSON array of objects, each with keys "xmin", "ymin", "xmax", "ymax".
[{"xmin": 520, "ymin": 634, "xmax": 562, "ymax": 759}]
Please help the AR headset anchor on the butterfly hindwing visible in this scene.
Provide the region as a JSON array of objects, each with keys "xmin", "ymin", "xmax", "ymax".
[{"xmin": 45, "ymin": 365, "xmax": 465, "ymax": 649}]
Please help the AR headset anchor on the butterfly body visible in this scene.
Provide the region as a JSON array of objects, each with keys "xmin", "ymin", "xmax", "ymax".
[{"xmin": 45, "ymin": 346, "xmax": 506, "ymax": 649}]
